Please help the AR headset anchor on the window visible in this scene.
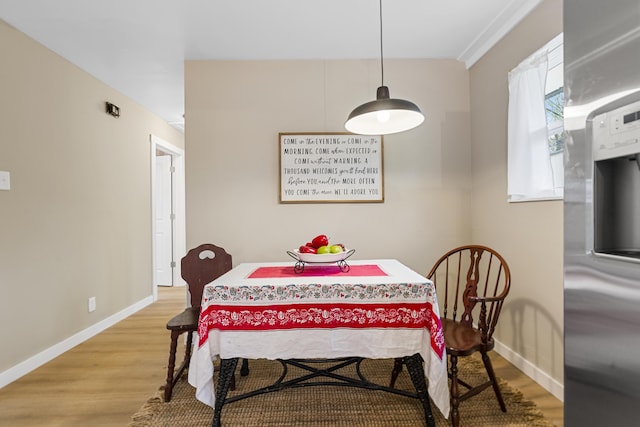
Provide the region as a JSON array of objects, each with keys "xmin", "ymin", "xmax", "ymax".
[{"xmin": 507, "ymin": 33, "xmax": 564, "ymax": 202}]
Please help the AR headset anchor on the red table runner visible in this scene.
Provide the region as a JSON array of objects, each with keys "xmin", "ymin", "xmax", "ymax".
[{"xmin": 248, "ymin": 264, "xmax": 387, "ymax": 278}]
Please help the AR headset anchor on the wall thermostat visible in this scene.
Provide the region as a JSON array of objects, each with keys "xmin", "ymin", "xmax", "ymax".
[{"xmin": 106, "ymin": 102, "xmax": 120, "ymax": 118}]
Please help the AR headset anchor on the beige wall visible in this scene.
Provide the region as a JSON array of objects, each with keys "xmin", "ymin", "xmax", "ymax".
[
  {"xmin": 0, "ymin": 20, "xmax": 183, "ymax": 374},
  {"xmin": 469, "ymin": 0, "xmax": 564, "ymax": 393},
  {"xmin": 185, "ymin": 59, "xmax": 472, "ymax": 274}
]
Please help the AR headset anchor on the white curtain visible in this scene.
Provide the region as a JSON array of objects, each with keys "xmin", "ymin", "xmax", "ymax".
[{"xmin": 507, "ymin": 50, "xmax": 554, "ymax": 200}]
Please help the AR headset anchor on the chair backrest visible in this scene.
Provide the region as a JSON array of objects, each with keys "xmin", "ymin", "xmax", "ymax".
[
  {"xmin": 427, "ymin": 245, "xmax": 510, "ymax": 341},
  {"xmin": 181, "ymin": 243, "xmax": 232, "ymax": 308}
]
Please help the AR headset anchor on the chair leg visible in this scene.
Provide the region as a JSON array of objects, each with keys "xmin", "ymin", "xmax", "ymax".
[
  {"xmin": 165, "ymin": 330, "xmax": 181, "ymax": 402},
  {"xmin": 240, "ymin": 358, "xmax": 250, "ymax": 376},
  {"xmin": 449, "ymin": 355, "xmax": 460, "ymax": 427},
  {"xmin": 389, "ymin": 357, "xmax": 403, "ymax": 387},
  {"xmin": 481, "ymin": 352, "xmax": 506, "ymax": 412},
  {"xmin": 184, "ymin": 331, "xmax": 194, "ymax": 369}
]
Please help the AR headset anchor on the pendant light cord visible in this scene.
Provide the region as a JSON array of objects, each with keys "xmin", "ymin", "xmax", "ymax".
[
  {"xmin": 379, "ymin": 0, "xmax": 384, "ymax": 86},
  {"xmin": 345, "ymin": 0, "xmax": 424, "ymax": 134}
]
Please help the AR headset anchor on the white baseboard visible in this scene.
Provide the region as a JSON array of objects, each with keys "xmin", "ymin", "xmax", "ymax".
[
  {"xmin": 0, "ymin": 295, "xmax": 154, "ymax": 389},
  {"xmin": 493, "ymin": 339, "xmax": 565, "ymax": 402}
]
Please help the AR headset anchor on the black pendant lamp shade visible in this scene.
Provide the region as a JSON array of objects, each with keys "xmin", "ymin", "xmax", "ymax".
[
  {"xmin": 344, "ymin": 0, "xmax": 424, "ymax": 135},
  {"xmin": 345, "ymin": 86, "xmax": 424, "ymax": 135}
]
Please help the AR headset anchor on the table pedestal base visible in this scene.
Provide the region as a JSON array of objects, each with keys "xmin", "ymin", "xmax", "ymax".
[{"xmin": 211, "ymin": 354, "xmax": 435, "ymax": 427}]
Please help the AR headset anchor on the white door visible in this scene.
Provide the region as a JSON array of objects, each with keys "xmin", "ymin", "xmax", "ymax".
[{"xmin": 154, "ymin": 154, "xmax": 173, "ymax": 286}]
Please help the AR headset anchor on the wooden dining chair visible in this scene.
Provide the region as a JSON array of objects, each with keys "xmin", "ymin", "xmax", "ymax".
[
  {"xmin": 164, "ymin": 243, "xmax": 246, "ymax": 402},
  {"xmin": 389, "ymin": 245, "xmax": 511, "ymax": 427}
]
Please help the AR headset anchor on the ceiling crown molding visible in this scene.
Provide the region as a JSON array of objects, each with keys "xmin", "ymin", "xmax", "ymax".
[{"xmin": 458, "ymin": 0, "xmax": 543, "ymax": 68}]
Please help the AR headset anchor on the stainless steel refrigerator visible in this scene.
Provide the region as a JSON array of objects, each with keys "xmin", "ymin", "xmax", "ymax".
[{"xmin": 564, "ymin": 0, "xmax": 640, "ymax": 425}]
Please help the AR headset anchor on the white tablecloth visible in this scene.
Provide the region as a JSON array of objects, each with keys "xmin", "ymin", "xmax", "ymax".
[{"xmin": 188, "ymin": 259, "xmax": 450, "ymax": 417}]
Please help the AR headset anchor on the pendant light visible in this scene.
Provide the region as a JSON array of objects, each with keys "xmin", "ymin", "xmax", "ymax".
[{"xmin": 345, "ymin": 0, "xmax": 424, "ymax": 135}]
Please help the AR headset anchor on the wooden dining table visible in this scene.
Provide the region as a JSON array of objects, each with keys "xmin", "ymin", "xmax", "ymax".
[{"xmin": 188, "ymin": 258, "xmax": 450, "ymax": 426}]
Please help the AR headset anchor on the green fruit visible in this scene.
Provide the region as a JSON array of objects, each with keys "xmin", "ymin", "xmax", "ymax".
[
  {"xmin": 329, "ymin": 245, "xmax": 344, "ymax": 254},
  {"xmin": 317, "ymin": 245, "xmax": 331, "ymax": 254}
]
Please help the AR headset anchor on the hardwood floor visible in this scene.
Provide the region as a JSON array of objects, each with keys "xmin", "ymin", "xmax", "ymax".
[
  {"xmin": 0, "ymin": 286, "xmax": 564, "ymax": 426},
  {"xmin": 0, "ymin": 286, "xmax": 184, "ymax": 427},
  {"xmin": 488, "ymin": 353, "xmax": 564, "ymax": 426}
]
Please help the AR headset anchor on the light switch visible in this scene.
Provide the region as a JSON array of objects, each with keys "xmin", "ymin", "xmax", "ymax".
[{"xmin": 0, "ymin": 171, "xmax": 11, "ymax": 190}]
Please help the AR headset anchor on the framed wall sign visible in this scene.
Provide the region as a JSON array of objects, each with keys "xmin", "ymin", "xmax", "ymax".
[{"xmin": 279, "ymin": 132, "xmax": 384, "ymax": 203}]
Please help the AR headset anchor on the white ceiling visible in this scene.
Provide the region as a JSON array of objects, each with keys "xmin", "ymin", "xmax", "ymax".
[{"xmin": 0, "ymin": 0, "xmax": 541, "ymax": 131}]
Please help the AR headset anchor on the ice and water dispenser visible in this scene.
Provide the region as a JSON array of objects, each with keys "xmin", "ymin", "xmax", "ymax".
[{"xmin": 592, "ymin": 94, "xmax": 640, "ymax": 260}]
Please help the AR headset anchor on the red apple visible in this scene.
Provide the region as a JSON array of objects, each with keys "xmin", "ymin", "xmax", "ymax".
[
  {"xmin": 311, "ymin": 234, "xmax": 329, "ymax": 249},
  {"xmin": 299, "ymin": 245, "xmax": 317, "ymax": 254}
]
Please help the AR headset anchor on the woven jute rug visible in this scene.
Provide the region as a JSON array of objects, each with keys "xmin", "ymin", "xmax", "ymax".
[{"xmin": 129, "ymin": 357, "xmax": 554, "ymax": 426}]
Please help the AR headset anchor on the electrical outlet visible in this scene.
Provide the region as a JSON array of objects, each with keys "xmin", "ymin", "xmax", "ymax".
[{"xmin": 88, "ymin": 297, "xmax": 96, "ymax": 312}]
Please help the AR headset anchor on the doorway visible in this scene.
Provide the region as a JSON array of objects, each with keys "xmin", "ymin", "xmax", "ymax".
[
  {"xmin": 150, "ymin": 134, "xmax": 186, "ymax": 301},
  {"xmin": 154, "ymin": 153, "xmax": 173, "ymax": 286}
]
